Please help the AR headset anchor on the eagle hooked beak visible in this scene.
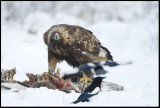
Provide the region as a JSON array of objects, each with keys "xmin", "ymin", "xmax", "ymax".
[
  {"xmin": 48, "ymin": 32, "xmax": 61, "ymax": 44},
  {"xmin": 53, "ymin": 33, "xmax": 61, "ymax": 40}
]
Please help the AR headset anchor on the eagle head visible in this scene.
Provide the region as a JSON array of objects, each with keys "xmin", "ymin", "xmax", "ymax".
[{"xmin": 48, "ymin": 31, "xmax": 63, "ymax": 45}]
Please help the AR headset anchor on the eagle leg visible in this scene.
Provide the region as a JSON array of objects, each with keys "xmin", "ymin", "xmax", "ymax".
[{"xmin": 48, "ymin": 56, "xmax": 59, "ymax": 75}]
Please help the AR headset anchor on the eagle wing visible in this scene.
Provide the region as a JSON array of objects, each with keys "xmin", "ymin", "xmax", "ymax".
[
  {"xmin": 66, "ymin": 25, "xmax": 101, "ymax": 55},
  {"xmin": 66, "ymin": 25, "xmax": 113, "ymax": 61}
]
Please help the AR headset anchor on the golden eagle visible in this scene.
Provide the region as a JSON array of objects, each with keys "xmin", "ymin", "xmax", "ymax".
[{"xmin": 43, "ymin": 24, "xmax": 113, "ymax": 83}]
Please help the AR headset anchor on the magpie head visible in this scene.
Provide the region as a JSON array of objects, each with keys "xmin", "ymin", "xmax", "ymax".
[{"xmin": 92, "ymin": 77, "xmax": 106, "ymax": 87}]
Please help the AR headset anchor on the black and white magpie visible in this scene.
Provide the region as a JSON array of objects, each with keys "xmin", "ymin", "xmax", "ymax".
[{"xmin": 72, "ymin": 77, "xmax": 105, "ymax": 104}]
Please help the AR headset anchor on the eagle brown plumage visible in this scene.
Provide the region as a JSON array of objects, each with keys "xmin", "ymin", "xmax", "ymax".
[{"xmin": 43, "ymin": 24, "xmax": 113, "ymax": 83}]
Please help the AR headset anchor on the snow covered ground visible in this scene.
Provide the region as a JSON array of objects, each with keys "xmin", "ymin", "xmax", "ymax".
[{"xmin": 1, "ymin": 1, "xmax": 159, "ymax": 106}]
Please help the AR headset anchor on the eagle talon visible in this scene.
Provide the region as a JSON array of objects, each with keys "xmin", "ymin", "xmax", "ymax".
[
  {"xmin": 49, "ymin": 69, "xmax": 55, "ymax": 75},
  {"xmin": 79, "ymin": 73, "xmax": 92, "ymax": 84}
]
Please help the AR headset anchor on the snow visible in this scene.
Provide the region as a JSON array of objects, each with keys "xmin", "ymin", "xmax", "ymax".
[
  {"xmin": 1, "ymin": 1, "xmax": 158, "ymax": 107},
  {"xmin": 2, "ymin": 83, "xmax": 27, "ymax": 92}
]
